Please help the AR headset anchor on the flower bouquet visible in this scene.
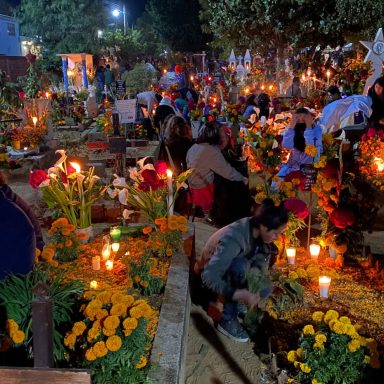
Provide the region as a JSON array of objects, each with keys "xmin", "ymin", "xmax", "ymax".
[
  {"xmin": 108, "ymin": 158, "xmax": 192, "ymax": 223},
  {"xmin": 29, "ymin": 150, "xmax": 107, "ymax": 229},
  {"xmin": 287, "ymin": 309, "xmax": 381, "ymax": 384},
  {"xmin": 64, "ymin": 290, "xmax": 158, "ymax": 384}
]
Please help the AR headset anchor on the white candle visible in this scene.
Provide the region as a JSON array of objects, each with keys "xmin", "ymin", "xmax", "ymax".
[
  {"xmin": 101, "ymin": 244, "xmax": 111, "ymax": 260},
  {"xmin": 326, "ymin": 70, "xmax": 331, "ymax": 86},
  {"xmin": 166, "ymin": 169, "xmax": 174, "ymax": 216},
  {"xmin": 319, "ymin": 276, "xmax": 331, "ymax": 298},
  {"xmin": 286, "ymin": 247, "xmax": 296, "ymax": 265},
  {"xmin": 90, "ymin": 280, "xmax": 98, "ymax": 289},
  {"xmin": 105, "ymin": 260, "xmax": 114, "ymax": 271},
  {"xmin": 92, "ymin": 256, "xmax": 100, "ymax": 271},
  {"xmin": 310, "ymin": 243, "xmax": 321, "ymax": 262},
  {"xmin": 111, "ymin": 242, "xmax": 120, "ymax": 253}
]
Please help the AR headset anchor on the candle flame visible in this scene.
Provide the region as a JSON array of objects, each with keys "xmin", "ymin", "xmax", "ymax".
[
  {"xmin": 32, "ymin": 116, "xmax": 38, "ymax": 126},
  {"xmin": 166, "ymin": 169, "xmax": 173, "ymax": 178},
  {"xmin": 319, "ymin": 276, "xmax": 331, "ymax": 284},
  {"xmin": 69, "ymin": 162, "xmax": 81, "ymax": 173},
  {"xmin": 374, "ymin": 157, "xmax": 384, "ymax": 172},
  {"xmin": 90, "ymin": 280, "xmax": 98, "ymax": 289},
  {"xmin": 326, "ymin": 70, "xmax": 331, "ymax": 78},
  {"xmin": 111, "ymin": 242, "xmax": 120, "ymax": 252}
]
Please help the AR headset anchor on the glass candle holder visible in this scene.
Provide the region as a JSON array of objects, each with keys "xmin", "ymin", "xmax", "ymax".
[
  {"xmin": 319, "ymin": 276, "xmax": 331, "ymax": 298},
  {"xmin": 92, "ymin": 256, "xmax": 100, "ymax": 271},
  {"xmin": 111, "ymin": 242, "xmax": 120, "ymax": 253},
  {"xmin": 105, "ymin": 260, "xmax": 114, "ymax": 271},
  {"xmin": 286, "ymin": 247, "xmax": 296, "ymax": 265},
  {"xmin": 110, "ymin": 226, "xmax": 121, "ymax": 242},
  {"xmin": 310, "ymin": 243, "xmax": 321, "ymax": 262},
  {"xmin": 90, "ymin": 280, "xmax": 98, "ymax": 289}
]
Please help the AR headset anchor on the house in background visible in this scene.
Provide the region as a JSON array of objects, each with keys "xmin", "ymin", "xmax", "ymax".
[{"xmin": 0, "ymin": 13, "xmax": 21, "ymax": 56}]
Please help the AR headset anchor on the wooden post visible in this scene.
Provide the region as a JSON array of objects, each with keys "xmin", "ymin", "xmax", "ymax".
[{"xmin": 32, "ymin": 283, "xmax": 54, "ymax": 368}]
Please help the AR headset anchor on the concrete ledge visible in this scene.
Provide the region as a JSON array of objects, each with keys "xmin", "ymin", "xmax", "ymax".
[{"xmin": 148, "ymin": 227, "xmax": 194, "ymax": 384}]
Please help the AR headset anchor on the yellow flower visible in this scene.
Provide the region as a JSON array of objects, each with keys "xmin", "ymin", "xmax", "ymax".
[
  {"xmin": 312, "ymin": 379, "xmax": 322, "ymax": 384},
  {"xmin": 111, "ymin": 292, "xmax": 125, "ymax": 305},
  {"xmin": 12, "ymin": 329, "xmax": 25, "ymax": 344},
  {"xmin": 85, "ymin": 348, "xmax": 97, "ymax": 361},
  {"xmin": 287, "ymin": 350, "xmax": 297, "ymax": 362},
  {"xmin": 303, "ymin": 325, "xmax": 315, "ymax": 335},
  {"xmin": 313, "ymin": 342, "xmax": 325, "ymax": 350},
  {"xmin": 288, "ymin": 271, "xmax": 298, "ymax": 280},
  {"xmin": 103, "ymin": 315, "xmax": 120, "ymax": 330},
  {"xmin": 124, "ymin": 329, "xmax": 133, "ymax": 337},
  {"xmin": 324, "ymin": 309, "xmax": 339, "ymax": 323},
  {"xmin": 106, "ymin": 335, "xmax": 122, "ymax": 352},
  {"xmin": 344, "ymin": 324, "xmax": 357, "ymax": 337},
  {"xmin": 110, "ymin": 303, "xmax": 127, "ymax": 317},
  {"xmin": 72, "ymin": 321, "xmax": 87, "ymax": 336},
  {"xmin": 64, "ymin": 332, "xmax": 76, "ymax": 348},
  {"xmin": 93, "ymin": 341, "xmax": 108, "ymax": 358},
  {"xmin": 312, "ymin": 311, "xmax": 324, "ymax": 323},
  {"xmin": 296, "ymin": 268, "xmax": 307, "ymax": 279},
  {"xmin": 96, "ymin": 309, "xmax": 109, "ymax": 320},
  {"xmin": 123, "ymin": 317, "xmax": 138, "ymax": 330},
  {"xmin": 364, "ymin": 355, "xmax": 371, "ymax": 364},
  {"xmin": 87, "ymin": 328, "xmax": 100, "ymax": 342},
  {"xmin": 97, "ymin": 291, "xmax": 112, "ymax": 304},
  {"xmin": 103, "ymin": 327, "xmax": 116, "ymax": 336},
  {"xmin": 339, "ymin": 316, "xmax": 351, "ymax": 324},
  {"xmin": 347, "ymin": 339, "xmax": 360, "ymax": 352},
  {"xmin": 121, "ymin": 294, "xmax": 135, "ymax": 307},
  {"xmin": 315, "ymin": 333, "xmax": 327, "ymax": 344},
  {"xmin": 332, "ymin": 321, "xmax": 345, "ymax": 335},
  {"xmin": 300, "ymin": 363, "xmax": 311, "ymax": 373},
  {"xmin": 305, "ymin": 144, "xmax": 317, "ymax": 157},
  {"xmin": 135, "ymin": 355, "xmax": 148, "ymax": 369},
  {"xmin": 6, "ymin": 319, "xmax": 19, "ymax": 336}
]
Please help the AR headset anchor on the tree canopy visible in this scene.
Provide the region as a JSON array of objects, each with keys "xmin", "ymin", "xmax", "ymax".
[
  {"xmin": 17, "ymin": 0, "xmax": 106, "ymax": 57},
  {"xmin": 199, "ymin": 0, "xmax": 384, "ymax": 55}
]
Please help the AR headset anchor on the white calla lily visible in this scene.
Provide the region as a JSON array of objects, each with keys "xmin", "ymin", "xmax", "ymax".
[
  {"xmin": 118, "ymin": 188, "xmax": 129, "ymax": 205},
  {"xmin": 112, "ymin": 174, "xmax": 128, "ymax": 188},
  {"xmin": 122, "ymin": 209, "xmax": 135, "ymax": 220},
  {"xmin": 54, "ymin": 149, "xmax": 67, "ymax": 171},
  {"xmin": 107, "ymin": 188, "xmax": 119, "ymax": 199}
]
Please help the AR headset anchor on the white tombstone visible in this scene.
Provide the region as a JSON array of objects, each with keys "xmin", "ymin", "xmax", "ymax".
[
  {"xmin": 360, "ymin": 28, "xmax": 384, "ymax": 94},
  {"xmin": 228, "ymin": 49, "xmax": 236, "ymax": 70},
  {"xmin": 244, "ymin": 49, "xmax": 251, "ymax": 71}
]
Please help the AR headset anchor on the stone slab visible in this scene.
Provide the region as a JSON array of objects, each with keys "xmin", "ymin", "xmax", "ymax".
[{"xmin": 149, "ymin": 226, "xmax": 194, "ymax": 384}]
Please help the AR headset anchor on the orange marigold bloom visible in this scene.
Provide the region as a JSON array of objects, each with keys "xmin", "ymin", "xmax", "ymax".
[
  {"xmin": 135, "ymin": 355, "xmax": 148, "ymax": 369},
  {"xmin": 103, "ymin": 315, "xmax": 120, "ymax": 330},
  {"xmin": 102, "ymin": 327, "xmax": 115, "ymax": 336},
  {"xmin": 106, "ymin": 335, "xmax": 122, "ymax": 352},
  {"xmin": 143, "ymin": 226, "xmax": 153, "ymax": 235},
  {"xmin": 154, "ymin": 217, "xmax": 167, "ymax": 226},
  {"xmin": 123, "ymin": 317, "xmax": 138, "ymax": 330},
  {"xmin": 12, "ymin": 329, "xmax": 25, "ymax": 344},
  {"xmin": 93, "ymin": 341, "xmax": 108, "ymax": 358},
  {"xmin": 85, "ymin": 348, "xmax": 97, "ymax": 361},
  {"xmin": 65, "ymin": 239, "xmax": 73, "ymax": 247},
  {"xmin": 110, "ymin": 303, "xmax": 127, "ymax": 317}
]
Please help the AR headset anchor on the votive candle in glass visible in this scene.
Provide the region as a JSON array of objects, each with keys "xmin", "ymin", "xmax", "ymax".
[
  {"xmin": 92, "ymin": 256, "xmax": 100, "ymax": 271},
  {"xmin": 111, "ymin": 242, "xmax": 120, "ymax": 253},
  {"xmin": 310, "ymin": 243, "xmax": 321, "ymax": 262},
  {"xmin": 110, "ymin": 226, "xmax": 121, "ymax": 242},
  {"xmin": 90, "ymin": 280, "xmax": 98, "ymax": 289},
  {"xmin": 286, "ymin": 247, "xmax": 296, "ymax": 265},
  {"xmin": 319, "ymin": 276, "xmax": 331, "ymax": 298},
  {"xmin": 105, "ymin": 260, "xmax": 114, "ymax": 271}
]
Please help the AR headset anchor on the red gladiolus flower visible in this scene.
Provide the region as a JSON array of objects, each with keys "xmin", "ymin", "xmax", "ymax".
[
  {"xmin": 284, "ymin": 170, "xmax": 307, "ymax": 191},
  {"xmin": 154, "ymin": 160, "xmax": 168, "ymax": 176},
  {"xmin": 284, "ymin": 198, "xmax": 309, "ymax": 220},
  {"xmin": 329, "ymin": 207, "xmax": 355, "ymax": 229},
  {"xmin": 140, "ymin": 169, "xmax": 165, "ymax": 191},
  {"xmin": 29, "ymin": 169, "xmax": 48, "ymax": 189}
]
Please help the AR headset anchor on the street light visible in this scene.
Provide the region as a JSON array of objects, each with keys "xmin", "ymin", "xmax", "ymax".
[{"xmin": 111, "ymin": 5, "xmax": 127, "ymax": 35}]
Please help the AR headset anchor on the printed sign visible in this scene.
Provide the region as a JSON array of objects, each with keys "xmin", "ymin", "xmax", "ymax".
[
  {"xmin": 115, "ymin": 99, "xmax": 137, "ymax": 124},
  {"xmin": 300, "ymin": 164, "xmax": 317, "ymax": 191}
]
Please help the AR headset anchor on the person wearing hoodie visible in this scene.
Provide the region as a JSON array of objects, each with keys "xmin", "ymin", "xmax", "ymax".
[{"xmin": 154, "ymin": 96, "xmax": 177, "ymax": 135}]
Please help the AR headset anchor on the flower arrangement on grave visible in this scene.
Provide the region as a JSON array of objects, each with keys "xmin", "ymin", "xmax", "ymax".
[
  {"xmin": 283, "ymin": 198, "xmax": 309, "ymax": 248},
  {"xmin": 0, "ymin": 265, "xmax": 83, "ymax": 361},
  {"xmin": 108, "ymin": 159, "xmax": 192, "ymax": 223},
  {"xmin": 29, "ymin": 150, "xmax": 107, "ymax": 229},
  {"xmin": 224, "ymin": 101, "xmax": 244, "ymax": 123},
  {"xmin": 45, "ymin": 217, "xmax": 83, "ymax": 262},
  {"xmin": 287, "ymin": 309, "xmax": 381, "ymax": 384},
  {"xmin": 64, "ymin": 290, "xmax": 158, "ymax": 384},
  {"xmin": 74, "ymin": 87, "xmax": 90, "ymax": 102},
  {"xmin": 95, "ymin": 110, "xmax": 113, "ymax": 135},
  {"xmin": 358, "ymin": 128, "xmax": 384, "ymax": 191}
]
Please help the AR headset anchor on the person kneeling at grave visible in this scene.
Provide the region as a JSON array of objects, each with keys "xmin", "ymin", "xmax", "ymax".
[{"xmin": 194, "ymin": 199, "xmax": 288, "ymax": 342}]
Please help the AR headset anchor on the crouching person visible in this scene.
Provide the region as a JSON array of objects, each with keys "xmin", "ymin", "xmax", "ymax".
[{"xmin": 194, "ymin": 198, "xmax": 288, "ymax": 342}]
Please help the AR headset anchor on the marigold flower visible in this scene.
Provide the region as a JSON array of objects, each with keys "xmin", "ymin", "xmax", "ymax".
[
  {"xmin": 135, "ymin": 355, "xmax": 148, "ymax": 369},
  {"xmin": 93, "ymin": 341, "xmax": 108, "ymax": 358},
  {"xmin": 106, "ymin": 335, "xmax": 122, "ymax": 352},
  {"xmin": 363, "ymin": 355, "xmax": 371, "ymax": 364},
  {"xmin": 287, "ymin": 350, "xmax": 297, "ymax": 362},
  {"xmin": 179, "ymin": 225, "xmax": 189, "ymax": 233},
  {"xmin": 338, "ymin": 316, "xmax": 351, "ymax": 324},
  {"xmin": 300, "ymin": 363, "xmax": 311, "ymax": 373},
  {"xmin": 64, "ymin": 332, "xmax": 76, "ymax": 348},
  {"xmin": 111, "ymin": 292, "xmax": 125, "ymax": 305},
  {"xmin": 296, "ymin": 347, "xmax": 303, "ymax": 359},
  {"xmin": 103, "ymin": 315, "xmax": 120, "ymax": 330},
  {"xmin": 87, "ymin": 328, "xmax": 100, "ymax": 342},
  {"xmin": 72, "ymin": 321, "xmax": 87, "ymax": 336},
  {"xmin": 103, "ymin": 327, "xmax": 115, "ymax": 336},
  {"xmin": 315, "ymin": 333, "xmax": 327, "ymax": 344},
  {"xmin": 176, "ymin": 215, "xmax": 188, "ymax": 224},
  {"xmin": 332, "ymin": 321, "xmax": 345, "ymax": 334},
  {"xmin": 347, "ymin": 339, "xmax": 360, "ymax": 352},
  {"xmin": 12, "ymin": 329, "xmax": 25, "ymax": 344},
  {"xmin": 305, "ymin": 144, "xmax": 317, "ymax": 157},
  {"xmin": 62, "ymin": 229, "xmax": 71, "ymax": 236},
  {"xmin": 65, "ymin": 239, "xmax": 73, "ymax": 247},
  {"xmin": 124, "ymin": 329, "xmax": 133, "ymax": 337},
  {"xmin": 6, "ymin": 319, "xmax": 19, "ymax": 336},
  {"xmin": 296, "ymin": 268, "xmax": 307, "ymax": 279},
  {"xmin": 312, "ymin": 311, "xmax": 324, "ymax": 323},
  {"xmin": 85, "ymin": 348, "xmax": 97, "ymax": 361},
  {"xmin": 313, "ymin": 342, "xmax": 325, "ymax": 349},
  {"xmin": 142, "ymin": 226, "xmax": 153, "ymax": 235},
  {"xmin": 154, "ymin": 217, "xmax": 167, "ymax": 226},
  {"xmin": 96, "ymin": 309, "xmax": 109, "ymax": 320},
  {"xmin": 288, "ymin": 271, "xmax": 298, "ymax": 280},
  {"xmin": 121, "ymin": 294, "xmax": 135, "ymax": 307},
  {"xmin": 97, "ymin": 291, "xmax": 112, "ymax": 304},
  {"xmin": 123, "ymin": 317, "xmax": 138, "ymax": 330},
  {"xmin": 110, "ymin": 303, "xmax": 127, "ymax": 317},
  {"xmin": 303, "ymin": 325, "xmax": 315, "ymax": 335},
  {"xmin": 324, "ymin": 309, "xmax": 339, "ymax": 323}
]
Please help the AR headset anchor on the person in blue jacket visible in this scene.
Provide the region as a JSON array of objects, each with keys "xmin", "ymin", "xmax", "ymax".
[
  {"xmin": 0, "ymin": 190, "xmax": 35, "ymax": 279},
  {"xmin": 277, "ymin": 107, "xmax": 322, "ymax": 178}
]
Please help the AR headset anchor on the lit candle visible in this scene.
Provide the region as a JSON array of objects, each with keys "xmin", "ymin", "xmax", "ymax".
[
  {"xmin": 261, "ymin": 84, "xmax": 265, "ymax": 91},
  {"xmin": 326, "ymin": 70, "xmax": 331, "ymax": 85},
  {"xmin": 111, "ymin": 242, "xmax": 120, "ymax": 253},
  {"xmin": 90, "ymin": 280, "xmax": 98, "ymax": 289},
  {"xmin": 310, "ymin": 243, "xmax": 321, "ymax": 262},
  {"xmin": 190, "ymin": 75, "xmax": 194, "ymax": 82},
  {"xmin": 163, "ymin": 69, "xmax": 167, "ymax": 74},
  {"xmin": 101, "ymin": 244, "xmax": 111, "ymax": 261},
  {"xmin": 110, "ymin": 226, "xmax": 121, "ymax": 242},
  {"xmin": 23, "ymin": 146, "xmax": 28, "ymax": 151},
  {"xmin": 166, "ymin": 169, "xmax": 174, "ymax": 216},
  {"xmin": 125, "ymin": 251, "xmax": 130, "ymax": 256},
  {"xmin": 286, "ymin": 247, "xmax": 296, "ymax": 265},
  {"xmin": 269, "ymin": 84, "xmax": 273, "ymax": 91},
  {"xmin": 319, "ymin": 276, "xmax": 331, "ymax": 298},
  {"xmin": 92, "ymin": 256, "xmax": 100, "ymax": 271},
  {"xmin": 32, "ymin": 116, "xmax": 38, "ymax": 127},
  {"xmin": 69, "ymin": 162, "xmax": 81, "ymax": 173},
  {"xmin": 105, "ymin": 260, "xmax": 114, "ymax": 271},
  {"xmin": 374, "ymin": 157, "xmax": 384, "ymax": 172}
]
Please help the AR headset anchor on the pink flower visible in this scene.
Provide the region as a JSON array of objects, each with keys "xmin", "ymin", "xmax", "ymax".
[
  {"xmin": 284, "ymin": 198, "xmax": 309, "ymax": 220},
  {"xmin": 154, "ymin": 160, "xmax": 168, "ymax": 176},
  {"xmin": 29, "ymin": 169, "xmax": 48, "ymax": 189}
]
